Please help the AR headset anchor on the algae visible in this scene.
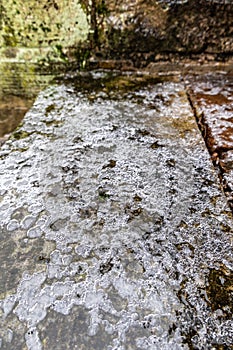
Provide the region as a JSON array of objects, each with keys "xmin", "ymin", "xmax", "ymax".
[{"xmin": 0, "ymin": 0, "xmax": 90, "ymax": 63}]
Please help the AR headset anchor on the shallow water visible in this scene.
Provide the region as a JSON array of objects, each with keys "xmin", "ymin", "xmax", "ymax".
[
  {"xmin": 0, "ymin": 72, "xmax": 232, "ymax": 349},
  {"xmin": 0, "ymin": 62, "xmax": 57, "ymax": 138}
]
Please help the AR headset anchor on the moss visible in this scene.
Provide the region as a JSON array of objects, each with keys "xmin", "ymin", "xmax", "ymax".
[
  {"xmin": 96, "ymin": 1, "xmax": 109, "ymax": 16},
  {"xmin": 98, "ymin": 188, "xmax": 110, "ymax": 201},
  {"xmin": 211, "ymin": 345, "xmax": 233, "ymax": 350},
  {"xmin": 53, "ymin": 44, "xmax": 68, "ymax": 62},
  {"xmin": 133, "ymin": 194, "xmax": 142, "ymax": 202},
  {"xmin": 0, "ymin": 0, "xmax": 90, "ymax": 63},
  {"xmin": 10, "ymin": 130, "xmax": 32, "ymax": 140},
  {"xmin": 45, "ymin": 104, "xmax": 56, "ymax": 115},
  {"xmin": 59, "ymin": 72, "xmax": 174, "ymax": 101},
  {"xmin": 10, "ymin": 129, "xmax": 55, "ymax": 141},
  {"xmin": 1, "ymin": 0, "xmax": 232, "ymax": 67},
  {"xmin": 80, "ymin": 49, "xmax": 91, "ymax": 69},
  {"xmin": 44, "ymin": 120, "xmax": 63, "ymax": 127},
  {"xmin": 19, "ymin": 147, "xmax": 29, "ymax": 152},
  {"xmin": 79, "ymin": 0, "xmax": 90, "ymax": 16},
  {"xmin": 2, "ymin": 25, "xmax": 17, "ymax": 46}
]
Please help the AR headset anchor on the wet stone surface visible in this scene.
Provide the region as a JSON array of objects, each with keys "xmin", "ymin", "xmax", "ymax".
[
  {"xmin": 0, "ymin": 73, "xmax": 233, "ymax": 349},
  {"xmin": 186, "ymin": 73, "xmax": 233, "ymax": 209},
  {"xmin": 186, "ymin": 73, "xmax": 233, "ymax": 154}
]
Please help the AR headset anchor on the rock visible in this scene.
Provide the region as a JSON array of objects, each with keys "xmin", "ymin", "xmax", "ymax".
[
  {"xmin": 0, "ymin": 1, "xmax": 232, "ymax": 66},
  {"xmin": 0, "ymin": 73, "xmax": 232, "ymax": 349},
  {"xmin": 186, "ymin": 72, "xmax": 233, "ymax": 210}
]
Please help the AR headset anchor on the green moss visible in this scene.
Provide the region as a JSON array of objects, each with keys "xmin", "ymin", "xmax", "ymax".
[
  {"xmin": 44, "ymin": 120, "xmax": 63, "ymax": 127},
  {"xmin": 11, "ymin": 130, "xmax": 32, "ymax": 140},
  {"xmin": 18, "ymin": 147, "xmax": 29, "ymax": 152},
  {"xmin": 45, "ymin": 104, "xmax": 56, "ymax": 115},
  {"xmin": 0, "ymin": 0, "xmax": 90, "ymax": 63},
  {"xmin": 59, "ymin": 72, "xmax": 174, "ymax": 102},
  {"xmin": 96, "ymin": 1, "xmax": 109, "ymax": 16},
  {"xmin": 2, "ymin": 25, "xmax": 17, "ymax": 46},
  {"xmin": 98, "ymin": 187, "xmax": 111, "ymax": 201},
  {"xmin": 53, "ymin": 44, "xmax": 68, "ymax": 62},
  {"xmin": 10, "ymin": 128, "xmax": 56, "ymax": 141},
  {"xmin": 79, "ymin": 0, "xmax": 90, "ymax": 17},
  {"xmin": 73, "ymin": 47, "xmax": 91, "ymax": 69},
  {"xmin": 102, "ymin": 75, "xmax": 166, "ymax": 95}
]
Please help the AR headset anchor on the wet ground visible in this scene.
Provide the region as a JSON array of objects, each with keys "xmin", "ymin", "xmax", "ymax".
[
  {"xmin": 0, "ymin": 71, "xmax": 233, "ymax": 349},
  {"xmin": 0, "ymin": 62, "xmax": 58, "ymax": 141},
  {"xmin": 186, "ymin": 73, "xmax": 233, "ymax": 210}
]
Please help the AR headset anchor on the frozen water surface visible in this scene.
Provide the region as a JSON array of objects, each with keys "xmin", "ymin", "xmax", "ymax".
[{"xmin": 0, "ymin": 73, "xmax": 232, "ymax": 349}]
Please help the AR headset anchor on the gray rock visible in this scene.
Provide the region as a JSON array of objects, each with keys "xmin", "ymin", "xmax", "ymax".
[{"xmin": 0, "ymin": 75, "xmax": 232, "ymax": 349}]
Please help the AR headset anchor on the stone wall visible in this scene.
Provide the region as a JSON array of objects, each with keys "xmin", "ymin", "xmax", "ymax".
[
  {"xmin": 0, "ymin": 0, "xmax": 232, "ymax": 67},
  {"xmin": 0, "ymin": 0, "xmax": 89, "ymax": 63},
  {"xmin": 93, "ymin": 0, "xmax": 233, "ymax": 67}
]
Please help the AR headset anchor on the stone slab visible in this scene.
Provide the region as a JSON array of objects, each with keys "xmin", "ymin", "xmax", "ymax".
[
  {"xmin": 0, "ymin": 73, "xmax": 232, "ymax": 349},
  {"xmin": 186, "ymin": 72, "xmax": 233, "ymax": 210}
]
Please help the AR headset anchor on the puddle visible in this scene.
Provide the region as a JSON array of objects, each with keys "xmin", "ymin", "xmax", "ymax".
[
  {"xmin": 0, "ymin": 62, "xmax": 58, "ymax": 139},
  {"xmin": 0, "ymin": 95, "xmax": 33, "ymax": 139},
  {"xmin": 0, "ymin": 72, "xmax": 232, "ymax": 349}
]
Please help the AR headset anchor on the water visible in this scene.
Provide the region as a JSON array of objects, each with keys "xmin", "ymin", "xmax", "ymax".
[
  {"xmin": 0, "ymin": 62, "xmax": 58, "ymax": 139},
  {"xmin": 0, "ymin": 72, "xmax": 232, "ymax": 349}
]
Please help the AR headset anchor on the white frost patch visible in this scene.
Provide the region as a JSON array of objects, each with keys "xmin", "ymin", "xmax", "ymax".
[
  {"xmin": 14, "ymin": 272, "xmax": 47, "ymax": 326},
  {"xmin": 25, "ymin": 328, "xmax": 42, "ymax": 350},
  {"xmin": 1, "ymin": 294, "xmax": 17, "ymax": 318}
]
